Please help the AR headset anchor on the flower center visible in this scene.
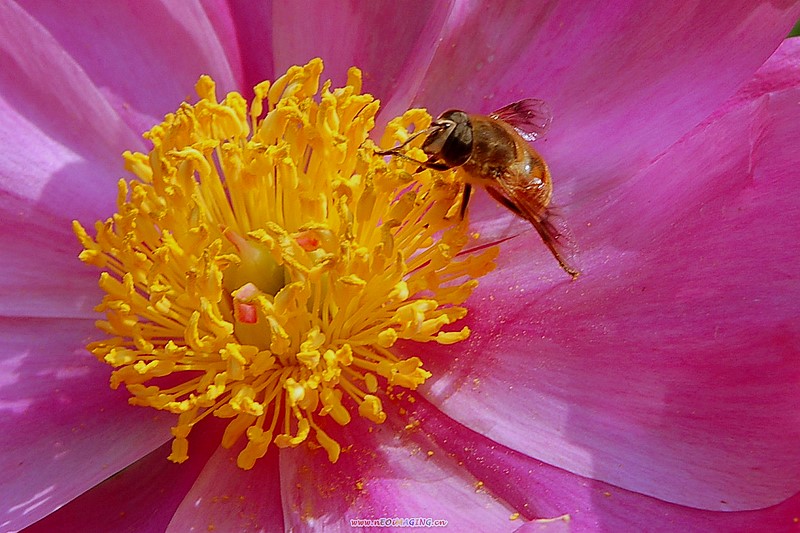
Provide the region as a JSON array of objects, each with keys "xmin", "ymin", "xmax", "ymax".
[{"xmin": 74, "ymin": 58, "xmax": 497, "ymax": 469}]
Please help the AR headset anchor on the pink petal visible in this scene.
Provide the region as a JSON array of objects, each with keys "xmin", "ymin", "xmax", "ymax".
[
  {"xmin": 423, "ymin": 39, "xmax": 800, "ymax": 510},
  {"xmin": 223, "ymin": 0, "xmax": 274, "ymax": 96},
  {"xmin": 4, "ymin": 4, "xmax": 798, "ymax": 531},
  {"xmin": 165, "ymin": 442, "xmax": 283, "ymax": 531},
  {"xmin": 279, "ymin": 403, "xmax": 521, "ymax": 531},
  {"xmin": 201, "ymin": 0, "xmax": 246, "ymax": 91},
  {"xmin": 236, "ymin": 1, "xmax": 454, "ymax": 109},
  {"xmin": 0, "ymin": 318, "xmax": 172, "ymax": 532},
  {"xmin": 513, "ymin": 516, "xmax": 571, "ymax": 533},
  {"xmin": 407, "ymin": 1, "xmax": 800, "ymax": 199}
]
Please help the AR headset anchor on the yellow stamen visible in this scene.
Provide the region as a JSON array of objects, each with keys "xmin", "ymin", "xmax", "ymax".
[{"xmin": 74, "ymin": 58, "xmax": 498, "ymax": 468}]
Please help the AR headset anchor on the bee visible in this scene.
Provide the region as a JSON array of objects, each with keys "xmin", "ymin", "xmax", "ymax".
[{"xmin": 377, "ymin": 99, "xmax": 579, "ymax": 279}]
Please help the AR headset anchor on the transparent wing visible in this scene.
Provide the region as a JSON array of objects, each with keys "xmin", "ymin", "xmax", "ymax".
[{"xmin": 489, "ymin": 98, "xmax": 553, "ymax": 142}]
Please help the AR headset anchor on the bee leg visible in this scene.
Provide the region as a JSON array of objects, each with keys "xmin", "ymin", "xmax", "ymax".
[
  {"xmin": 485, "ymin": 186, "xmax": 579, "ymax": 279},
  {"xmin": 485, "ymin": 185, "xmax": 524, "ymax": 217},
  {"xmin": 459, "ymin": 183, "xmax": 472, "ymax": 219},
  {"xmin": 534, "ymin": 217, "xmax": 580, "ymax": 280}
]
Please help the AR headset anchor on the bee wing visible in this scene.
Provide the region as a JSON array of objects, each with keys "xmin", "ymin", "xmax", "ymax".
[
  {"xmin": 489, "ymin": 98, "xmax": 553, "ymax": 142},
  {"xmin": 486, "ymin": 172, "xmax": 579, "ymax": 278}
]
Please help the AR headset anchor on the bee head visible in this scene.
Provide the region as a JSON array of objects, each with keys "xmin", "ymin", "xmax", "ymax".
[{"xmin": 421, "ymin": 110, "xmax": 473, "ymax": 168}]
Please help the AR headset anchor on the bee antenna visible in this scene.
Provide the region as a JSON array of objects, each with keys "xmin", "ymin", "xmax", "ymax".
[{"xmin": 374, "ymin": 126, "xmax": 435, "ymax": 157}]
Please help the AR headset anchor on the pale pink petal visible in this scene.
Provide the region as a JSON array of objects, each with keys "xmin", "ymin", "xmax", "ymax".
[
  {"xmin": 279, "ymin": 405, "xmax": 520, "ymax": 531},
  {"xmin": 165, "ymin": 443, "xmax": 283, "ymax": 531},
  {"xmin": 422, "ymin": 39, "xmax": 800, "ymax": 510},
  {"xmin": 0, "ymin": 1, "xmax": 242, "ymax": 224},
  {"xmin": 20, "ymin": 0, "xmax": 240, "ymax": 134},
  {"xmin": 0, "ymin": 200, "xmax": 98, "ymax": 318},
  {"xmin": 412, "ymin": 397, "xmax": 800, "ymax": 532},
  {"xmin": 0, "ymin": 1, "xmax": 246, "ymax": 319},
  {"xmin": 22, "ymin": 425, "xmax": 226, "ymax": 533},
  {"xmin": 0, "ymin": 319, "xmax": 172, "ymax": 532},
  {"xmin": 0, "ymin": 1, "xmax": 143, "ymax": 222}
]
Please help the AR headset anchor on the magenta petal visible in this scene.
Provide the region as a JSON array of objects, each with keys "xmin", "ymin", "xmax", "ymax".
[
  {"xmin": 410, "ymin": 1, "xmax": 800, "ymax": 198},
  {"xmin": 223, "ymin": 0, "xmax": 274, "ymax": 97},
  {"xmin": 279, "ymin": 406, "xmax": 519, "ymax": 531},
  {"xmin": 261, "ymin": 2, "xmax": 454, "ymax": 112},
  {"xmin": 423, "ymin": 40, "xmax": 800, "ymax": 511},
  {"xmin": 165, "ymin": 444, "xmax": 283, "ymax": 531},
  {"xmin": 0, "ymin": 319, "xmax": 172, "ymax": 531},
  {"xmin": 22, "ymin": 422, "xmax": 227, "ymax": 533},
  {"xmin": 412, "ymin": 397, "xmax": 800, "ymax": 532}
]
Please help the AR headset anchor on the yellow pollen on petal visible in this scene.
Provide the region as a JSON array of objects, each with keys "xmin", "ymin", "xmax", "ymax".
[{"xmin": 74, "ymin": 58, "xmax": 498, "ymax": 468}]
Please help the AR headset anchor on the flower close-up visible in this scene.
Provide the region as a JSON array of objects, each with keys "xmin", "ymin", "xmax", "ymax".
[{"xmin": 2, "ymin": 2, "xmax": 800, "ymax": 532}]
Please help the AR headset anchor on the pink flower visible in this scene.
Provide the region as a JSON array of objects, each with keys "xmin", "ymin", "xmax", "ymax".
[{"xmin": 2, "ymin": 2, "xmax": 799, "ymax": 531}]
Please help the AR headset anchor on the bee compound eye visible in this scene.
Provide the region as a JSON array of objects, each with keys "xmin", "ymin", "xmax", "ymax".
[{"xmin": 440, "ymin": 117, "xmax": 473, "ymax": 167}]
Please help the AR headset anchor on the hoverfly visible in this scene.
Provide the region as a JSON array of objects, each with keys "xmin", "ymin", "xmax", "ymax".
[{"xmin": 377, "ymin": 99, "xmax": 579, "ymax": 279}]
